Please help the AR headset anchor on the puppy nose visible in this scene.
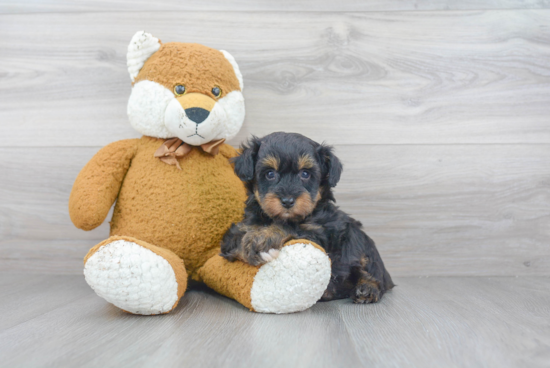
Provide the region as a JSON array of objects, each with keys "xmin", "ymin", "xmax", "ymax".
[
  {"xmin": 185, "ymin": 107, "xmax": 210, "ymax": 124},
  {"xmin": 281, "ymin": 197, "xmax": 295, "ymax": 208}
]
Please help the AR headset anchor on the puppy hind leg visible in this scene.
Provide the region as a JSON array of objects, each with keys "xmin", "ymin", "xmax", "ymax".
[
  {"xmin": 352, "ymin": 256, "xmax": 382, "ymax": 304},
  {"xmin": 320, "ymin": 260, "xmax": 355, "ymax": 301},
  {"xmin": 321, "ymin": 276, "xmax": 354, "ymax": 301}
]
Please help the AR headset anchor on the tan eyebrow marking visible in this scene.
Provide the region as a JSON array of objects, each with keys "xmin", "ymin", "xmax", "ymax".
[
  {"xmin": 262, "ymin": 155, "xmax": 280, "ymax": 170},
  {"xmin": 298, "ymin": 154, "xmax": 315, "ymax": 170}
]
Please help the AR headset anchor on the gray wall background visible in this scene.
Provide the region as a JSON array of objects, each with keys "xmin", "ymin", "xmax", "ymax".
[{"xmin": 1, "ymin": 0, "xmax": 549, "ymax": 276}]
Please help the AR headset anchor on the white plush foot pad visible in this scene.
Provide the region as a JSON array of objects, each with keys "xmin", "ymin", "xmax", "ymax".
[
  {"xmin": 250, "ymin": 242, "xmax": 331, "ymax": 314},
  {"xmin": 84, "ymin": 240, "xmax": 179, "ymax": 315}
]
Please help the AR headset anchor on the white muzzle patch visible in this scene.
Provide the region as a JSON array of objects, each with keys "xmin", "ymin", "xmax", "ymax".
[
  {"xmin": 164, "ymin": 99, "xmax": 225, "ymax": 146},
  {"xmin": 128, "ymin": 81, "xmax": 245, "ymax": 145}
]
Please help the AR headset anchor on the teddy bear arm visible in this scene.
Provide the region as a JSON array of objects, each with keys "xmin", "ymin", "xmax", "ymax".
[{"xmin": 69, "ymin": 139, "xmax": 138, "ymax": 231}]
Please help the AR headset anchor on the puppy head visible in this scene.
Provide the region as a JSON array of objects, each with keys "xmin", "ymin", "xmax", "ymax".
[
  {"xmin": 233, "ymin": 132, "xmax": 343, "ymax": 222},
  {"xmin": 126, "ymin": 31, "xmax": 245, "ymax": 145}
]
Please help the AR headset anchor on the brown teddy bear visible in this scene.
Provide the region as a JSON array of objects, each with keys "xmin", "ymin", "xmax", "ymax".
[{"xmin": 69, "ymin": 31, "xmax": 331, "ymax": 315}]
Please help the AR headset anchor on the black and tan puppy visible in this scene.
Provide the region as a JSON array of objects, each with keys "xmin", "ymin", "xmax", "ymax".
[{"xmin": 221, "ymin": 132, "xmax": 394, "ymax": 304}]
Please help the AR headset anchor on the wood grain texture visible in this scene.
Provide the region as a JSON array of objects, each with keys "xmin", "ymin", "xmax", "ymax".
[
  {"xmin": 1, "ymin": 10, "xmax": 550, "ymax": 146},
  {"xmin": 1, "ymin": 144, "xmax": 548, "ymax": 276},
  {"xmin": 0, "ymin": 273, "xmax": 91, "ymax": 330},
  {"xmin": 1, "ymin": 0, "xmax": 549, "ymax": 13},
  {"xmin": 335, "ymin": 144, "xmax": 550, "ymax": 277},
  {"xmin": 1, "ymin": 275, "xmax": 549, "ymax": 368}
]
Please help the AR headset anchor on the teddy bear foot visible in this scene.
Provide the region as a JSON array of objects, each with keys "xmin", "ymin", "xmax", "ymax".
[
  {"xmin": 198, "ymin": 239, "xmax": 332, "ymax": 314},
  {"xmin": 249, "ymin": 240, "xmax": 331, "ymax": 313},
  {"xmin": 84, "ymin": 236, "xmax": 187, "ymax": 315}
]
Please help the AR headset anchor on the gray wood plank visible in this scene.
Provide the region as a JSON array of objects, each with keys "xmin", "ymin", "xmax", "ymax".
[
  {"xmin": 1, "ymin": 144, "xmax": 549, "ymax": 276},
  {"xmin": 334, "ymin": 144, "xmax": 550, "ymax": 277},
  {"xmin": 0, "ymin": 273, "xmax": 91, "ymax": 330},
  {"xmin": 1, "ymin": 0, "xmax": 549, "ymax": 13},
  {"xmin": 1, "ymin": 10, "xmax": 550, "ymax": 146},
  {"xmin": 1, "ymin": 275, "xmax": 549, "ymax": 368},
  {"xmin": 0, "ymin": 277, "xmax": 360, "ymax": 368},
  {"xmin": 339, "ymin": 277, "xmax": 550, "ymax": 368}
]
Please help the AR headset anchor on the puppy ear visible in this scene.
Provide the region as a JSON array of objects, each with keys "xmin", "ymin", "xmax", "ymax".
[
  {"xmin": 232, "ymin": 136, "xmax": 261, "ymax": 182},
  {"xmin": 317, "ymin": 143, "xmax": 343, "ymax": 188}
]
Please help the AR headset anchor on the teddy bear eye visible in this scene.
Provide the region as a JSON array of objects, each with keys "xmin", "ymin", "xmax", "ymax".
[
  {"xmin": 265, "ymin": 170, "xmax": 276, "ymax": 180},
  {"xmin": 212, "ymin": 86, "xmax": 221, "ymax": 98},
  {"xmin": 174, "ymin": 85, "xmax": 186, "ymax": 96}
]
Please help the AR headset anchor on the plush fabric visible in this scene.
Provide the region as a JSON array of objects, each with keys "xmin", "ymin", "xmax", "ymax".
[
  {"xmin": 134, "ymin": 43, "xmax": 241, "ymax": 98},
  {"xmin": 127, "ymin": 42, "xmax": 246, "ymax": 145},
  {"xmin": 84, "ymin": 236, "xmax": 187, "ymax": 315},
  {"xmin": 71, "ymin": 136, "xmax": 247, "ymax": 279},
  {"xmin": 199, "ymin": 253, "xmax": 259, "ymax": 310},
  {"xmin": 69, "ymin": 32, "xmax": 332, "ymax": 315},
  {"xmin": 153, "ymin": 137, "xmax": 225, "ymax": 169},
  {"xmin": 219, "ymin": 50, "xmax": 243, "ymax": 90},
  {"xmin": 199, "ymin": 239, "xmax": 330, "ymax": 313},
  {"xmin": 127, "ymin": 31, "xmax": 161, "ymax": 83},
  {"xmin": 250, "ymin": 240, "xmax": 331, "ymax": 314},
  {"xmin": 69, "ymin": 139, "xmax": 137, "ymax": 231},
  {"xmin": 127, "ymin": 80, "xmax": 174, "ymax": 138}
]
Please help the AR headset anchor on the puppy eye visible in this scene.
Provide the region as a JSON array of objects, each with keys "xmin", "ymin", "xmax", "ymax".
[
  {"xmin": 300, "ymin": 171, "xmax": 311, "ymax": 179},
  {"xmin": 174, "ymin": 85, "xmax": 186, "ymax": 96},
  {"xmin": 212, "ymin": 86, "xmax": 221, "ymax": 98},
  {"xmin": 265, "ymin": 170, "xmax": 276, "ymax": 180}
]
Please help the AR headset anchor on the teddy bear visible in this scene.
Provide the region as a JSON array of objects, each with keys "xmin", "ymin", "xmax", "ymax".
[{"xmin": 68, "ymin": 31, "xmax": 332, "ymax": 315}]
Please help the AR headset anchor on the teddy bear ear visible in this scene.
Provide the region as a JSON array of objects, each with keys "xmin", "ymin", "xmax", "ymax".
[
  {"xmin": 127, "ymin": 31, "xmax": 161, "ymax": 82},
  {"xmin": 220, "ymin": 50, "xmax": 244, "ymax": 91}
]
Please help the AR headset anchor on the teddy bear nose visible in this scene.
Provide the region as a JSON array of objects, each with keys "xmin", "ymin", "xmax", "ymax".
[
  {"xmin": 281, "ymin": 197, "xmax": 295, "ymax": 208},
  {"xmin": 185, "ymin": 108, "xmax": 210, "ymax": 124}
]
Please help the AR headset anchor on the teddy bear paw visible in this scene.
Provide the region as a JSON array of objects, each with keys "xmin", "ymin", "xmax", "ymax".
[
  {"xmin": 84, "ymin": 240, "xmax": 179, "ymax": 315},
  {"xmin": 250, "ymin": 242, "xmax": 331, "ymax": 314}
]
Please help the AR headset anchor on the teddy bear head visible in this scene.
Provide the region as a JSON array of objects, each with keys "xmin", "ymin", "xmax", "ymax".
[{"xmin": 126, "ymin": 31, "xmax": 245, "ymax": 146}]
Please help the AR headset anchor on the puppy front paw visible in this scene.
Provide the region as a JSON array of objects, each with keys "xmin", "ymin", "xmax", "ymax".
[
  {"xmin": 260, "ymin": 248, "xmax": 280, "ymax": 263},
  {"xmin": 352, "ymin": 282, "xmax": 381, "ymax": 304},
  {"xmin": 238, "ymin": 225, "xmax": 289, "ymax": 266},
  {"xmin": 241, "ymin": 245, "xmax": 281, "ymax": 266}
]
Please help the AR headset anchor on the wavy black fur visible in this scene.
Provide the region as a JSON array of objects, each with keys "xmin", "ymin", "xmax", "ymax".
[{"xmin": 221, "ymin": 132, "xmax": 394, "ymax": 304}]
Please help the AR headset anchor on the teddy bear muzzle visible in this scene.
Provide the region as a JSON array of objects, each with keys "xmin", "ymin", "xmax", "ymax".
[
  {"xmin": 164, "ymin": 92, "xmax": 226, "ymax": 146},
  {"xmin": 178, "ymin": 93, "xmax": 215, "ymax": 124}
]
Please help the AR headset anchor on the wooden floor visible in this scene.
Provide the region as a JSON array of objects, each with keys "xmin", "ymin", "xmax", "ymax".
[{"xmin": 0, "ymin": 274, "xmax": 549, "ymax": 368}]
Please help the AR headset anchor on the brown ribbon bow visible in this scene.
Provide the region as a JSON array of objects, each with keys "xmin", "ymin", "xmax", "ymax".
[{"xmin": 154, "ymin": 137, "xmax": 225, "ymax": 170}]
